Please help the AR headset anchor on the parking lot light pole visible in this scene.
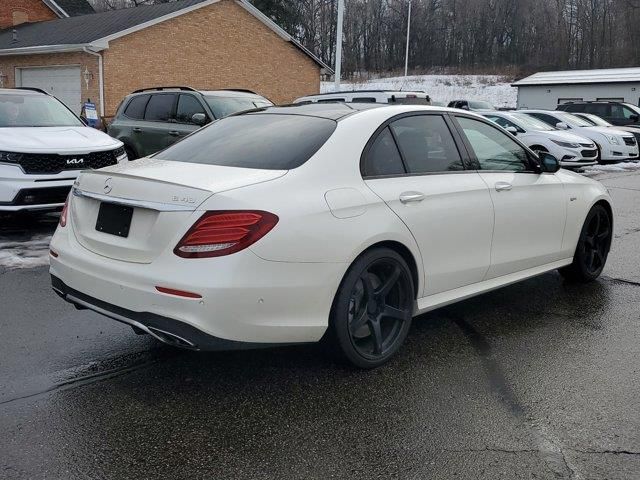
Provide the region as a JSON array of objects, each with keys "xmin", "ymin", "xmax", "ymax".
[
  {"xmin": 404, "ymin": 0, "xmax": 412, "ymax": 78},
  {"xmin": 334, "ymin": 0, "xmax": 345, "ymax": 91}
]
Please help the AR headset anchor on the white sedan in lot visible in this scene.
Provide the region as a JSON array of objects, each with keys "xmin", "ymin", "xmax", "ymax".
[
  {"xmin": 483, "ymin": 111, "xmax": 599, "ymax": 167},
  {"xmin": 50, "ymin": 104, "xmax": 613, "ymax": 368},
  {"xmin": 520, "ymin": 110, "xmax": 639, "ymax": 162}
]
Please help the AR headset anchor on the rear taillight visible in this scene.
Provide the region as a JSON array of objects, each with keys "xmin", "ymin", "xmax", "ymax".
[
  {"xmin": 174, "ymin": 210, "xmax": 279, "ymax": 258},
  {"xmin": 59, "ymin": 195, "xmax": 70, "ymax": 227}
]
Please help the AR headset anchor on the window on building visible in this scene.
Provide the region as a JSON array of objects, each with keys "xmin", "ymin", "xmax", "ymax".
[{"xmin": 12, "ymin": 10, "xmax": 29, "ymax": 26}]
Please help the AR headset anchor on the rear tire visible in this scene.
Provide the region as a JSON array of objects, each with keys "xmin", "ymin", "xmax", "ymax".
[
  {"xmin": 559, "ymin": 204, "xmax": 612, "ymax": 282},
  {"xmin": 328, "ymin": 248, "xmax": 414, "ymax": 369}
]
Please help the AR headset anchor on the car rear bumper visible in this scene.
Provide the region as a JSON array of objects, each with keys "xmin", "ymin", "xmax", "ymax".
[
  {"xmin": 49, "ymin": 223, "xmax": 345, "ymax": 348},
  {"xmin": 51, "ymin": 275, "xmax": 291, "ymax": 350}
]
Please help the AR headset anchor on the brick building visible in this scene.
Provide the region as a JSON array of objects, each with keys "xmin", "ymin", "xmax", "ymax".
[
  {"xmin": 1, "ymin": 0, "xmax": 94, "ymax": 30},
  {"xmin": 0, "ymin": 0, "xmax": 329, "ymax": 117}
]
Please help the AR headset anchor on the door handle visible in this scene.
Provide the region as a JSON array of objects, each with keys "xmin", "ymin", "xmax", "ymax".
[
  {"xmin": 399, "ymin": 192, "xmax": 425, "ymax": 204},
  {"xmin": 132, "ymin": 127, "xmax": 142, "ymax": 133},
  {"xmin": 168, "ymin": 130, "xmax": 180, "ymax": 136},
  {"xmin": 495, "ymin": 182, "xmax": 512, "ymax": 192}
]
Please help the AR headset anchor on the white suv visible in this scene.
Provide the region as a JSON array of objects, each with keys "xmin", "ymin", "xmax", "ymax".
[
  {"xmin": 294, "ymin": 90, "xmax": 431, "ymax": 105},
  {"xmin": 0, "ymin": 88, "xmax": 126, "ymax": 212}
]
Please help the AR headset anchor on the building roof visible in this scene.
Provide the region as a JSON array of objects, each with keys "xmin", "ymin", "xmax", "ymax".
[
  {"xmin": 47, "ymin": 0, "xmax": 96, "ymax": 16},
  {"xmin": 513, "ymin": 67, "xmax": 640, "ymax": 87},
  {"xmin": 0, "ymin": 0, "xmax": 331, "ymax": 72}
]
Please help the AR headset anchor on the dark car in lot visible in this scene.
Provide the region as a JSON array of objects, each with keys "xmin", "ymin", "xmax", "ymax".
[
  {"xmin": 108, "ymin": 87, "xmax": 273, "ymax": 159},
  {"xmin": 447, "ymin": 99, "xmax": 496, "ymax": 111},
  {"xmin": 557, "ymin": 101, "xmax": 640, "ymax": 127}
]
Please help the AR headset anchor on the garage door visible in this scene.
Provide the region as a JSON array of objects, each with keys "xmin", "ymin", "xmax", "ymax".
[{"xmin": 19, "ymin": 66, "xmax": 82, "ymax": 114}]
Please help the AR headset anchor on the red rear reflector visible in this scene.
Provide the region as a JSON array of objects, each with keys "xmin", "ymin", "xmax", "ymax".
[
  {"xmin": 174, "ymin": 210, "xmax": 279, "ymax": 258},
  {"xmin": 59, "ymin": 195, "xmax": 70, "ymax": 227},
  {"xmin": 155, "ymin": 286, "xmax": 202, "ymax": 299}
]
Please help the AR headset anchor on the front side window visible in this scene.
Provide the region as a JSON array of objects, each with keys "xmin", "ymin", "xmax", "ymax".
[
  {"xmin": 613, "ymin": 104, "xmax": 640, "ymax": 119},
  {"xmin": 175, "ymin": 94, "xmax": 207, "ymax": 124},
  {"xmin": 0, "ymin": 93, "xmax": 82, "ymax": 127},
  {"xmin": 389, "ymin": 115, "xmax": 464, "ymax": 173},
  {"xmin": 457, "ymin": 117, "xmax": 531, "ymax": 172},
  {"xmin": 154, "ymin": 113, "xmax": 336, "ymax": 170},
  {"xmin": 362, "ymin": 127, "xmax": 405, "ymax": 177},
  {"xmin": 144, "ymin": 94, "xmax": 176, "ymax": 122}
]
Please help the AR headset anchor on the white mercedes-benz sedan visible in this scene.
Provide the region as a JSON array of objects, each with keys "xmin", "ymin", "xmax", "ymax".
[{"xmin": 50, "ymin": 104, "xmax": 613, "ymax": 368}]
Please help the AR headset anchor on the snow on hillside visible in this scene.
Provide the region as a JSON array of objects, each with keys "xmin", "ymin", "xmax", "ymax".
[{"xmin": 321, "ymin": 75, "xmax": 517, "ymax": 108}]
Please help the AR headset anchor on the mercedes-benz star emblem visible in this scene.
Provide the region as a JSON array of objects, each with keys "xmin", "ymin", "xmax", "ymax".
[{"xmin": 104, "ymin": 177, "xmax": 113, "ymax": 194}]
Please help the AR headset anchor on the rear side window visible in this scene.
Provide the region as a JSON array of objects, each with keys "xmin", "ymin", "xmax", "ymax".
[
  {"xmin": 317, "ymin": 98, "xmax": 346, "ymax": 103},
  {"xmin": 362, "ymin": 127, "xmax": 405, "ymax": 177},
  {"xmin": 176, "ymin": 94, "xmax": 206, "ymax": 124},
  {"xmin": 389, "ymin": 115, "xmax": 464, "ymax": 173},
  {"xmin": 584, "ymin": 104, "xmax": 610, "ymax": 116},
  {"xmin": 154, "ymin": 114, "xmax": 336, "ymax": 170},
  {"xmin": 123, "ymin": 95, "xmax": 149, "ymax": 119},
  {"xmin": 391, "ymin": 96, "xmax": 430, "ymax": 105},
  {"xmin": 144, "ymin": 94, "xmax": 176, "ymax": 122}
]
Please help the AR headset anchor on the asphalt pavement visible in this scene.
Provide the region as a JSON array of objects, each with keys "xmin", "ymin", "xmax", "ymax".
[{"xmin": 1, "ymin": 169, "xmax": 639, "ymax": 480}]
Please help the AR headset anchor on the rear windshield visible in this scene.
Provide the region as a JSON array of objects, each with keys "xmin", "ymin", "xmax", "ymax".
[
  {"xmin": 390, "ymin": 96, "xmax": 430, "ymax": 105},
  {"xmin": 203, "ymin": 96, "xmax": 272, "ymax": 119},
  {"xmin": 154, "ymin": 114, "xmax": 337, "ymax": 170}
]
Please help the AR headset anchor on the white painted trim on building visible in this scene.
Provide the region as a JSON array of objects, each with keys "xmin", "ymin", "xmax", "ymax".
[
  {"xmin": 0, "ymin": 44, "xmax": 96, "ymax": 56},
  {"xmin": 41, "ymin": 0, "xmax": 70, "ymax": 18},
  {"xmin": 82, "ymin": 48, "xmax": 104, "ymax": 117}
]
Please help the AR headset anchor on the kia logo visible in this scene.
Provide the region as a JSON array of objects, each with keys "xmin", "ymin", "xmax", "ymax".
[
  {"xmin": 66, "ymin": 158, "xmax": 84, "ymax": 165},
  {"xmin": 104, "ymin": 177, "xmax": 113, "ymax": 194}
]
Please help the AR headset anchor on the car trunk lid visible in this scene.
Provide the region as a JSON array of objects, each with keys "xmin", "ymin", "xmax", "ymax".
[{"xmin": 70, "ymin": 159, "xmax": 286, "ymax": 263}]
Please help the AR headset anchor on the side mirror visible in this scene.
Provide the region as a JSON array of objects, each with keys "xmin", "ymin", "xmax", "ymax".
[
  {"xmin": 539, "ymin": 152, "xmax": 560, "ymax": 173},
  {"xmin": 630, "ymin": 114, "xmax": 639, "ymax": 123},
  {"xmin": 191, "ymin": 113, "xmax": 207, "ymax": 126},
  {"xmin": 555, "ymin": 122, "xmax": 569, "ymax": 130},
  {"xmin": 505, "ymin": 126, "xmax": 518, "ymax": 135}
]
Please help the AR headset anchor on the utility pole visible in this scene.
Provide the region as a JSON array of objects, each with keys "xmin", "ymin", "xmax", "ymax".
[
  {"xmin": 404, "ymin": 0, "xmax": 412, "ymax": 77},
  {"xmin": 334, "ymin": 0, "xmax": 345, "ymax": 91}
]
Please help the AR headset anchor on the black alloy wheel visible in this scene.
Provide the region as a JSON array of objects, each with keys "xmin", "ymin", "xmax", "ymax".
[
  {"xmin": 330, "ymin": 248, "xmax": 414, "ymax": 368},
  {"xmin": 560, "ymin": 204, "xmax": 612, "ymax": 282}
]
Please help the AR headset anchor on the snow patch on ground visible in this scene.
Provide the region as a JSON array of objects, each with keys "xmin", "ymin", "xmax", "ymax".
[
  {"xmin": 0, "ymin": 234, "xmax": 51, "ymax": 270},
  {"xmin": 321, "ymin": 74, "xmax": 517, "ymax": 108},
  {"xmin": 579, "ymin": 161, "xmax": 640, "ymax": 176}
]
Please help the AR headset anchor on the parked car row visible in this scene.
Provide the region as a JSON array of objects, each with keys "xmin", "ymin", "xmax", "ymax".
[{"xmin": 2, "ymin": 86, "xmax": 638, "ymax": 214}]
